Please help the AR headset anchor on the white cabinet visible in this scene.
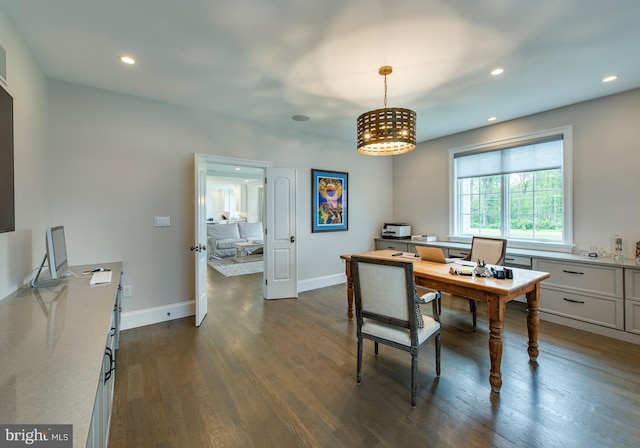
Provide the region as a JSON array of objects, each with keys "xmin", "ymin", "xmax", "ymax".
[
  {"xmin": 87, "ymin": 278, "xmax": 121, "ymax": 448},
  {"xmin": 625, "ymin": 268, "xmax": 640, "ymax": 335},
  {"xmin": 533, "ymin": 259, "xmax": 624, "ymax": 330}
]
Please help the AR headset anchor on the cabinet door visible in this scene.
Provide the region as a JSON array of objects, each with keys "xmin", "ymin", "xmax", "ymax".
[
  {"xmin": 625, "ymin": 300, "xmax": 640, "ymax": 335},
  {"xmin": 625, "ymin": 269, "xmax": 640, "ymax": 334}
]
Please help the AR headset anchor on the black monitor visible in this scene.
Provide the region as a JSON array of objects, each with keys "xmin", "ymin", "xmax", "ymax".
[{"xmin": 32, "ymin": 226, "xmax": 69, "ymax": 287}]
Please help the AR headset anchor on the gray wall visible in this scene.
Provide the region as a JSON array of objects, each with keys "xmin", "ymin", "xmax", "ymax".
[
  {"xmin": 0, "ymin": 9, "xmax": 49, "ymax": 300},
  {"xmin": 393, "ymin": 88, "xmax": 640, "ymax": 256},
  {"xmin": 45, "ymin": 80, "xmax": 392, "ymax": 313}
]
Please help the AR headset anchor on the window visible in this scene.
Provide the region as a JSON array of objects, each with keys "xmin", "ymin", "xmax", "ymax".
[{"xmin": 450, "ymin": 127, "xmax": 572, "ymax": 249}]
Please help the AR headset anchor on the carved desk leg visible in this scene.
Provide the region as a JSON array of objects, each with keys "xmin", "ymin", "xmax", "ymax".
[
  {"xmin": 487, "ymin": 296, "xmax": 505, "ymax": 393},
  {"xmin": 526, "ymin": 286, "xmax": 541, "ymax": 362},
  {"xmin": 345, "ymin": 260, "xmax": 354, "ymax": 320}
]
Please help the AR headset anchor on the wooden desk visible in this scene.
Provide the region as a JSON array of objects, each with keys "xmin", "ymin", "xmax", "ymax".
[{"xmin": 340, "ymin": 250, "xmax": 550, "ymax": 392}]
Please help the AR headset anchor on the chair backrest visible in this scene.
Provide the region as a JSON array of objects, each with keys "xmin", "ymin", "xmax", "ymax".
[
  {"xmin": 468, "ymin": 237, "xmax": 507, "ymax": 265},
  {"xmin": 352, "ymin": 256, "xmax": 417, "ymax": 329}
]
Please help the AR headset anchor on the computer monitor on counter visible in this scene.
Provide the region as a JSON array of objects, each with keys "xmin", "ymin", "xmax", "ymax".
[{"xmin": 32, "ymin": 226, "xmax": 69, "ymax": 287}]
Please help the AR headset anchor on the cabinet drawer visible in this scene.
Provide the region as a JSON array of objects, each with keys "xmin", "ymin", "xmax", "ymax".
[
  {"xmin": 625, "ymin": 299, "xmax": 640, "ymax": 335},
  {"xmin": 448, "ymin": 248, "xmax": 469, "ymax": 259},
  {"xmin": 376, "ymin": 240, "xmax": 408, "ymax": 251},
  {"xmin": 534, "ymin": 260, "xmax": 623, "ymax": 298},
  {"xmin": 540, "ymin": 287, "xmax": 624, "ymax": 329},
  {"xmin": 504, "ymin": 255, "xmax": 532, "ymax": 268}
]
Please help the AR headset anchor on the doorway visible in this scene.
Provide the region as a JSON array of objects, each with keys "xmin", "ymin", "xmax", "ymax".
[
  {"xmin": 206, "ymin": 163, "xmax": 265, "ymax": 283},
  {"xmin": 194, "ymin": 154, "xmax": 298, "ymax": 326}
]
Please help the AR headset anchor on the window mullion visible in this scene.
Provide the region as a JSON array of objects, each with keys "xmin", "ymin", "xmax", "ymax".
[{"xmin": 502, "ymin": 174, "xmax": 508, "ymax": 238}]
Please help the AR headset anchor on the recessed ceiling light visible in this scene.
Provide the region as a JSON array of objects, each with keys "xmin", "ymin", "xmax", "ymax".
[
  {"xmin": 120, "ymin": 56, "xmax": 135, "ymax": 65},
  {"xmin": 491, "ymin": 68, "xmax": 504, "ymax": 76},
  {"xmin": 602, "ymin": 74, "xmax": 619, "ymax": 83},
  {"xmin": 488, "ymin": 117, "xmax": 497, "ymax": 122},
  {"xmin": 292, "ymin": 115, "xmax": 310, "ymax": 122}
]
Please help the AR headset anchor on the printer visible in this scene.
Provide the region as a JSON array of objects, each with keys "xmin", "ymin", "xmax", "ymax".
[{"xmin": 381, "ymin": 223, "xmax": 411, "ymax": 239}]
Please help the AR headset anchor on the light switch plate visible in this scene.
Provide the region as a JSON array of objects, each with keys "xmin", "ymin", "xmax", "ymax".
[{"xmin": 154, "ymin": 216, "xmax": 171, "ymax": 227}]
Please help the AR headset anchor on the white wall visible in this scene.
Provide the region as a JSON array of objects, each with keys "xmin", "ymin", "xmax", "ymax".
[
  {"xmin": 46, "ymin": 80, "xmax": 393, "ymax": 313},
  {"xmin": 393, "ymin": 88, "xmax": 640, "ymax": 257},
  {"xmin": 0, "ymin": 9, "xmax": 49, "ymax": 300}
]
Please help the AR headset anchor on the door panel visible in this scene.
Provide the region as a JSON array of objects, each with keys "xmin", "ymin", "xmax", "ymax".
[
  {"xmin": 265, "ymin": 168, "xmax": 297, "ymax": 299},
  {"xmin": 194, "ymin": 154, "xmax": 208, "ymax": 326}
]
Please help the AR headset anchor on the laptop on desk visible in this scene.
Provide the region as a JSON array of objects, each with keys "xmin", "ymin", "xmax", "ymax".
[{"xmin": 415, "ymin": 246, "xmax": 457, "ymax": 263}]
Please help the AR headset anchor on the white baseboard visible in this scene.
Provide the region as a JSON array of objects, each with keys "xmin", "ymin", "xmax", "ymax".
[
  {"xmin": 121, "ymin": 275, "xmax": 347, "ymax": 330},
  {"xmin": 121, "ymin": 300, "xmax": 195, "ymax": 330},
  {"xmin": 298, "ymin": 273, "xmax": 346, "ymax": 293}
]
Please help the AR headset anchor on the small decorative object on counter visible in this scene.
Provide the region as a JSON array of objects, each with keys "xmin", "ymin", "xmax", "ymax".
[
  {"xmin": 613, "ymin": 236, "xmax": 624, "ymax": 262},
  {"xmin": 474, "ymin": 259, "xmax": 488, "ymax": 277}
]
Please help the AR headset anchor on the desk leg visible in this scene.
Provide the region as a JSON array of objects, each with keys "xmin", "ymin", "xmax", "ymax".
[
  {"xmin": 487, "ymin": 296, "xmax": 505, "ymax": 393},
  {"xmin": 345, "ymin": 260, "xmax": 353, "ymax": 320},
  {"xmin": 526, "ymin": 285, "xmax": 540, "ymax": 362}
]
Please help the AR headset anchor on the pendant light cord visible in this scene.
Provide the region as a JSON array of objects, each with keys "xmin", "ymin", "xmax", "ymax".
[{"xmin": 383, "ymin": 74, "xmax": 388, "ymax": 108}]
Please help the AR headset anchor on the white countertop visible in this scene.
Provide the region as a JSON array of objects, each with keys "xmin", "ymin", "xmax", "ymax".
[
  {"xmin": 0, "ymin": 262, "xmax": 122, "ymax": 447},
  {"xmin": 376, "ymin": 238, "xmax": 640, "ymax": 269}
]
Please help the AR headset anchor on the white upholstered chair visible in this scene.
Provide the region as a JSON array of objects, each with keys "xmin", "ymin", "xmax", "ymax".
[{"xmin": 352, "ymin": 256, "xmax": 441, "ymax": 406}]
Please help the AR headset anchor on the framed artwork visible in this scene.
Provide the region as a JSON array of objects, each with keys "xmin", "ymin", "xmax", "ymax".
[{"xmin": 311, "ymin": 169, "xmax": 348, "ymax": 232}]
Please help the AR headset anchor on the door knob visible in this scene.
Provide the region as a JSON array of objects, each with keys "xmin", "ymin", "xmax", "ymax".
[{"xmin": 290, "ymin": 236, "xmax": 295, "ymax": 243}]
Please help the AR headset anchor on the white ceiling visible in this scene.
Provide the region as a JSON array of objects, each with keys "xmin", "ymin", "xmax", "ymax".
[{"xmin": 2, "ymin": 0, "xmax": 639, "ymax": 144}]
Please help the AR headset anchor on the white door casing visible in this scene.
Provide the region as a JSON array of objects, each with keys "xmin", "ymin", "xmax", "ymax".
[{"xmin": 264, "ymin": 168, "xmax": 297, "ymax": 300}]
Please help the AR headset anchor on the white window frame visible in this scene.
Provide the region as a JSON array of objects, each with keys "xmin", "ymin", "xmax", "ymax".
[{"xmin": 448, "ymin": 126, "xmax": 573, "ymax": 252}]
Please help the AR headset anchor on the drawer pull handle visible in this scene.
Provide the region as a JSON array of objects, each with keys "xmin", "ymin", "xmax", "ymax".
[
  {"xmin": 104, "ymin": 347, "xmax": 116, "ymax": 384},
  {"xmin": 563, "ymin": 297, "xmax": 585, "ymax": 304},
  {"xmin": 562, "ymin": 269, "xmax": 584, "ymax": 275}
]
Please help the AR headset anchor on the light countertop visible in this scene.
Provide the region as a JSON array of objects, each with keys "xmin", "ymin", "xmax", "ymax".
[
  {"xmin": 376, "ymin": 238, "xmax": 640, "ymax": 269},
  {"xmin": 0, "ymin": 262, "xmax": 122, "ymax": 447}
]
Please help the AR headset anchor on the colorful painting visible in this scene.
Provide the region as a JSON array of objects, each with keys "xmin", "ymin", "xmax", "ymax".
[{"xmin": 311, "ymin": 169, "xmax": 348, "ymax": 232}]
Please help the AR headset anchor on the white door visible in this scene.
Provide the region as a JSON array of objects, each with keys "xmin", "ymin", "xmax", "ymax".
[
  {"xmin": 193, "ymin": 154, "xmax": 208, "ymax": 326},
  {"xmin": 264, "ymin": 168, "xmax": 297, "ymax": 299}
]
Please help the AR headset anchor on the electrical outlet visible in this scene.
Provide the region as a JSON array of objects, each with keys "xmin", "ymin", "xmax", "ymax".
[{"xmin": 123, "ymin": 285, "xmax": 132, "ymax": 297}]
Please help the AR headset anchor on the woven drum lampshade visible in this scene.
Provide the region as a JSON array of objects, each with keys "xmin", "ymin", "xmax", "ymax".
[{"xmin": 357, "ymin": 66, "xmax": 416, "ymax": 156}]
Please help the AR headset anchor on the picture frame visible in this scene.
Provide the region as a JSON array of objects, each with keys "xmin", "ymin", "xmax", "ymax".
[{"xmin": 311, "ymin": 169, "xmax": 348, "ymax": 233}]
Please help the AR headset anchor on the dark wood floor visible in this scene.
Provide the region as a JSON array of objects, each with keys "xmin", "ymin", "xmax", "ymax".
[{"xmin": 108, "ymin": 266, "xmax": 640, "ymax": 447}]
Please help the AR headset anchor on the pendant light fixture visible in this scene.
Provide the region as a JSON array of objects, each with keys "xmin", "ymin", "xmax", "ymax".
[{"xmin": 357, "ymin": 66, "xmax": 416, "ymax": 156}]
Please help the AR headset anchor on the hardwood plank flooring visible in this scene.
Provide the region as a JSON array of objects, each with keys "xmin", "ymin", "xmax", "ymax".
[{"xmin": 108, "ymin": 266, "xmax": 640, "ymax": 447}]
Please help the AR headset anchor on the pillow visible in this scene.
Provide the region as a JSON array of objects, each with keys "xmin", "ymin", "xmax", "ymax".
[{"xmin": 238, "ymin": 222, "xmax": 263, "ymax": 240}]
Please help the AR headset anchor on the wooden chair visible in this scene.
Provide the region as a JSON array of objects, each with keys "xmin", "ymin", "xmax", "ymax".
[
  {"xmin": 352, "ymin": 256, "xmax": 441, "ymax": 406},
  {"xmin": 463, "ymin": 237, "xmax": 507, "ymax": 329}
]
